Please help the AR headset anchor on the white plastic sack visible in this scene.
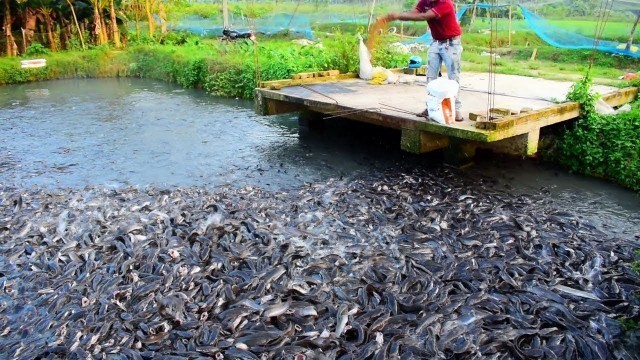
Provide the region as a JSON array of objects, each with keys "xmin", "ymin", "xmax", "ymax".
[
  {"xmin": 426, "ymin": 78, "xmax": 458, "ymax": 124},
  {"xmin": 617, "ymin": 104, "xmax": 632, "ymax": 113},
  {"xmin": 427, "ymin": 77, "xmax": 459, "ymax": 98},
  {"xmin": 426, "ymin": 95, "xmax": 455, "ymax": 124},
  {"xmin": 595, "ymin": 98, "xmax": 632, "ymax": 115},
  {"xmin": 358, "ymin": 34, "xmax": 374, "ymax": 80},
  {"xmin": 595, "ymin": 99, "xmax": 615, "ymax": 115}
]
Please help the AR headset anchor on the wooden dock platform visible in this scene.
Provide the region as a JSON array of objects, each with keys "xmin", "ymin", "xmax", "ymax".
[{"xmin": 255, "ymin": 72, "xmax": 637, "ymax": 156}]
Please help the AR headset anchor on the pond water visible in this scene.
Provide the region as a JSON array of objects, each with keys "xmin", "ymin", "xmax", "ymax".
[{"xmin": 0, "ymin": 78, "xmax": 638, "ymax": 239}]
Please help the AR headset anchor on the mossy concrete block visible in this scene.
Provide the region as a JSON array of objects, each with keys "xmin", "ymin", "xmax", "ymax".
[
  {"xmin": 469, "ymin": 112, "xmax": 486, "ymax": 122},
  {"xmin": 401, "ymin": 128, "xmax": 450, "ymax": 154}
]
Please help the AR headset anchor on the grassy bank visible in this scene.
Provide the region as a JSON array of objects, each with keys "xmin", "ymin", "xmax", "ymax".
[
  {"xmin": 2, "ymin": 31, "xmax": 638, "ymax": 94},
  {"xmin": 0, "ymin": 33, "xmax": 408, "ymax": 98}
]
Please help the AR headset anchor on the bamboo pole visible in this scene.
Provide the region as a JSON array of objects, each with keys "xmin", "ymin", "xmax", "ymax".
[
  {"xmin": 367, "ymin": 0, "xmax": 377, "ymax": 33},
  {"xmin": 66, "ymin": 0, "xmax": 85, "ymax": 50},
  {"xmin": 626, "ymin": 11, "xmax": 640, "ymax": 51},
  {"xmin": 21, "ymin": 28, "xmax": 26, "ymax": 53}
]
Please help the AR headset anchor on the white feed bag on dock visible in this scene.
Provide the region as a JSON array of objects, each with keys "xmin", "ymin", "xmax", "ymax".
[
  {"xmin": 427, "ymin": 77, "xmax": 458, "ymax": 99},
  {"xmin": 426, "ymin": 78, "xmax": 459, "ymax": 124},
  {"xmin": 357, "ymin": 34, "xmax": 374, "ymax": 80},
  {"xmin": 21, "ymin": 59, "xmax": 47, "ymax": 69}
]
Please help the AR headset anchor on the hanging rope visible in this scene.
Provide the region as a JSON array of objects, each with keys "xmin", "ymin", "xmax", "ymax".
[
  {"xmin": 589, "ymin": 0, "xmax": 615, "ymax": 72},
  {"xmin": 287, "ymin": 0, "xmax": 303, "ymax": 29},
  {"xmin": 250, "ymin": 2, "xmax": 261, "ymax": 89}
]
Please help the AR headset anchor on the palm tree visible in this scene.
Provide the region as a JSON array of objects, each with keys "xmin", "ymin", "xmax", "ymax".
[
  {"xmin": 4, "ymin": 0, "xmax": 17, "ymax": 56},
  {"xmin": 108, "ymin": 0, "xmax": 119, "ymax": 47}
]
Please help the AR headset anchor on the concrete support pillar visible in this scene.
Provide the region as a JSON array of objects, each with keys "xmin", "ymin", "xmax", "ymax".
[
  {"xmin": 401, "ymin": 129, "xmax": 450, "ymax": 154},
  {"xmin": 443, "ymin": 139, "xmax": 478, "ymax": 165},
  {"xmin": 298, "ymin": 110, "xmax": 325, "ymax": 130},
  {"xmin": 480, "ymin": 128, "xmax": 540, "ymax": 157},
  {"xmin": 525, "ymin": 128, "xmax": 540, "ymax": 156},
  {"xmin": 255, "ymin": 90, "xmax": 304, "ymax": 116}
]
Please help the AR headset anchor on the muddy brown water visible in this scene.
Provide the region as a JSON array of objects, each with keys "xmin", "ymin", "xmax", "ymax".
[{"xmin": 0, "ymin": 78, "xmax": 638, "ymax": 239}]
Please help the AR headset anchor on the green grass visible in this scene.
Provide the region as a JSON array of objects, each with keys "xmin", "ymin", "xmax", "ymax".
[{"xmin": 5, "ymin": 31, "xmax": 638, "ymax": 90}]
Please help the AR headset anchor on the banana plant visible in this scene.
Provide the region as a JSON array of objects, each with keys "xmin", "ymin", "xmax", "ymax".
[{"xmin": 38, "ymin": 4, "xmax": 57, "ymax": 51}]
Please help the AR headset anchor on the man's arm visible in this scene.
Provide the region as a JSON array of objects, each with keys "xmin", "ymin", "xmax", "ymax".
[{"xmin": 383, "ymin": 9, "xmax": 437, "ymax": 22}]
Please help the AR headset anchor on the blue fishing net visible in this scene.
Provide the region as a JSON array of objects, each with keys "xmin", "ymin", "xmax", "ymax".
[
  {"xmin": 406, "ymin": 3, "xmax": 640, "ymax": 58},
  {"xmin": 519, "ymin": 6, "xmax": 639, "ymax": 57}
]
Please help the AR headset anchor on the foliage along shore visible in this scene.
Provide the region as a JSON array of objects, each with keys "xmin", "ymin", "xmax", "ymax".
[
  {"xmin": 541, "ymin": 76, "xmax": 640, "ymax": 193},
  {"xmin": 0, "ymin": 31, "xmax": 411, "ymax": 98}
]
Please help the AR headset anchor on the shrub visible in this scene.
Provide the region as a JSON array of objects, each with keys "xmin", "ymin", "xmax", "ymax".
[
  {"xmin": 174, "ymin": 57, "xmax": 209, "ymax": 88},
  {"xmin": 25, "ymin": 42, "xmax": 50, "ymax": 57},
  {"xmin": 205, "ymin": 64, "xmax": 256, "ymax": 98},
  {"xmin": 548, "ymin": 75, "xmax": 640, "ymax": 192}
]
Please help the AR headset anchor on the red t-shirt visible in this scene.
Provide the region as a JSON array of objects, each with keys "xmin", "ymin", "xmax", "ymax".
[{"xmin": 415, "ymin": 0, "xmax": 462, "ymax": 41}]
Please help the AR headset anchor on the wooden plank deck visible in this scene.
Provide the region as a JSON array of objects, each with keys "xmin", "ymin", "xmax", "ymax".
[{"xmin": 255, "ymin": 72, "xmax": 637, "ymax": 155}]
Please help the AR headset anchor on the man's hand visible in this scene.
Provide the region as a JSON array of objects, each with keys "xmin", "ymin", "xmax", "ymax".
[
  {"xmin": 382, "ymin": 12, "xmax": 399, "ymax": 22},
  {"xmin": 380, "ymin": 9, "xmax": 433, "ymax": 22}
]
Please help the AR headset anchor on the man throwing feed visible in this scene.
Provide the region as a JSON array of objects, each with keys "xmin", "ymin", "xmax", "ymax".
[{"xmin": 382, "ymin": 0, "xmax": 464, "ymax": 121}]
